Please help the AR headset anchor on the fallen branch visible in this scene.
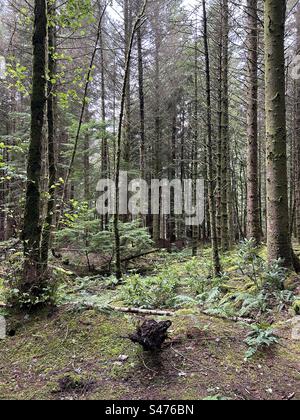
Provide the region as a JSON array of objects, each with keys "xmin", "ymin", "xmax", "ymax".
[
  {"xmin": 109, "ymin": 306, "xmax": 174, "ymax": 317},
  {"xmin": 199, "ymin": 310, "xmax": 254, "ymax": 324},
  {"xmin": 121, "ymin": 249, "xmax": 160, "ymax": 263}
]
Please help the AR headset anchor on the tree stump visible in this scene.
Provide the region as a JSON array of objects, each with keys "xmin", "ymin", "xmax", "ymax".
[{"xmin": 129, "ymin": 319, "xmax": 172, "ymax": 351}]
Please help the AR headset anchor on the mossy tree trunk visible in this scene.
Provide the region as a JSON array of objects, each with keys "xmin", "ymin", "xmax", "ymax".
[
  {"xmin": 264, "ymin": 0, "xmax": 292, "ymax": 267},
  {"xmin": 22, "ymin": 0, "xmax": 47, "ymax": 289}
]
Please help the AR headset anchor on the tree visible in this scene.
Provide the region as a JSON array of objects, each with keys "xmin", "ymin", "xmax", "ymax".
[
  {"xmin": 264, "ymin": 0, "xmax": 292, "ymax": 267},
  {"xmin": 246, "ymin": 0, "xmax": 261, "ymax": 244},
  {"xmin": 295, "ymin": 3, "xmax": 300, "ymax": 243},
  {"xmin": 220, "ymin": 0, "xmax": 230, "ymax": 251},
  {"xmin": 41, "ymin": 0, "xmax": 57, "ymax": 267},
  {"xmin": 22, "ymin": 0, "xmax": 47, "ymax": 291},
  {"xmin": 202, "ymin": 0, "xmax": 221, "ymax": 276}
]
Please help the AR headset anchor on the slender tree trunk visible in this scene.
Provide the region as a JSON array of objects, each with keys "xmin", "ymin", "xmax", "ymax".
[
  {"xmin": 220, "ymin": 0, "xmax": 230, "ymax": 251},
  {"xmin": 246, "ymin": 0, "xmax": 261, "ymax": 244},
  {"xmin": 202, "ymin": 0, "xmax": 221, "ymax": 276},
  {"xmin": 295, "ymin": 4, "xmax": 300, "ymax": 243},
  {"xmin": 152, "ymin": 22, "xmax": 161, "ymax": 243},
  {"xmin": 22, "ymin": 0, "xmax": 47, "ymax": 288},
  {"xmin": 41, "ymin": 0, "xmax": 57, "ymax": 267},
  {"xmin": 137, "ymin": 23, "xmax": 145, "ymax": 181},
  {"xmin": 114, "ymin": 0, "xmax": 147, "ymax": 279},
  {"xmin": 100, "ymin": 23, "xmax": 109, "ymax": 228},
  {"xmin": 264, "ymin": 0, "xmax": 292, "ymax": 267},
  {"xmin": 192, "ymin": 36, "xmax": 199, "ymax": 256},
  {"xmin": 123, "ymin": 0, "xmax": 132, "ymax": 165},
  {"xmin": 83, "ymin": 110, "xmax": 90, "ymax": 203}
]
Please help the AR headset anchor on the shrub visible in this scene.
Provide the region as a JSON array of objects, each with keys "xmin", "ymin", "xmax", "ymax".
[
  {"xmin": 121, "ymin": 267, "xmax": 180, "ymax": 309},
  {"xmin": 56, "ymin": 205, "xmax": 153, "ymax": 263}
]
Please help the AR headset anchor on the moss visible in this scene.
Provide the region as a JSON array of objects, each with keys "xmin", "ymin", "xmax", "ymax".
[
  {"xmin": 293, "ymin": 300, "xmax": 300, "ymax": 315},
  {"xmin": 284, "ymin": 274, "xmax": 299, "ymax": 291}
]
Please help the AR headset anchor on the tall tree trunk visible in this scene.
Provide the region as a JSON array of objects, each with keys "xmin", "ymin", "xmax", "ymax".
[
  {"xmin": 295, "ymin": 4, "xmax": 300, "ymax": 243},
  {"xmin": 123, "ymin": 0, "xmax": 132, "ymax": 165},
  {"xmin": 114, "ymin": 0, "xmax": 147, "ymax": 279},
  {"xmin": 152, "ymin": 22, "xmax": 161, "ymax": 243},
  {"xmin": 220, "ymin": 0, "xmax": 230, "ymax": 251},
  {"xmin": 137, "ymin": 23, "xmax": 145, "ymax": 181},
  {"xmin": 41, "ymin": 0, "xmax": 57, "ymax": 267},
  {"xmin": 202, "ymin": 0, "xmax": 221, "ymax": 276},
  {"xmin": 264, "ymin": 0, "xmax": 292, "ymax": 267},
  {"xmin": 100, "ymin": 23, "xmax": 108, "ymax": 228},
  {"xmin": 246, "ymin": 0, "xmax": 261, "ymax": 244},
  {"xmin": 22, "ymin": 0, "xmax": 47, "ymax": 288},
  {"xmin": 84, "ymin": 110, "xmax": 90, "ymax": 203}
]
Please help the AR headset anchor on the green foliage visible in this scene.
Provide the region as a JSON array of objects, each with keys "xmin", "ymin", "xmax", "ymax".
[
  {"xmin": 237, "ymin": 240, "xmax": 287, "ymax": 290},
  {"xmin": 262, "ymin": 259, "xmax": 287, "ymax": 290},
  {"xmin": 237, "ymin": 239, "xmax": 264, "ymax": 288},
  {"xmin": 6, "ymin": 283, "xmax": 58, "ymax": 309},
  {"xmin": 121, "ymin": 267, "xmax": 180, "ymax": 309},
  {"xmin": 244, "ymin": 324, "xmax": 279, "ymax": 359},
  {"xmin": 56, "ymin": 202, "xmax": 153, "ymax": 263},
  {"xmin": 5, "ymin": 60, "xmax": 29, "ymax": 95}
]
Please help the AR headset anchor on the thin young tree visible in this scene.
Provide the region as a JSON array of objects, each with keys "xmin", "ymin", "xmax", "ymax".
[{"xmin": 114, "ymin": 0, "xmax": 148, "ymax": 279}]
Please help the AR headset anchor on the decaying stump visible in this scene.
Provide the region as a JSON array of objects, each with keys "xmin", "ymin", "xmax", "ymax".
[{"xmin": 129, "ymin": 319, "xmax": 172, "ymax": 351}]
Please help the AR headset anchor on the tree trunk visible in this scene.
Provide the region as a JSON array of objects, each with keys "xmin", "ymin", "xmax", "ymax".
[
  {"xmin": 22, "ymin": 0, "xmax": 47, "ymax": 288},
  {"xmin": 114, "ymin": 1, "xmax": 147, "ymax": 279},
  {"xmin": 246, "ymin": 0, "xmax": 261, "ymax": 244},
  {"xmin": 41, "ymin": 0, "xmax": 57, "ymax": 268},
  {"xmin": 220, "ymin": 0, "xmax": 230, "ymax": 251},
  {"xmin": 264, "ymin": 0, "xmax": 292, "ymax": 267},
  {"xmin": 137, "ymin": 21, "xmax": 145, "ymax": 181},
  {"xmin": 202, "ymin": 0, "xmax": 221, "ymax": 276},
  {"xmin": 295, "ymin": 4, "xmax": 300, "ymax": 243}
]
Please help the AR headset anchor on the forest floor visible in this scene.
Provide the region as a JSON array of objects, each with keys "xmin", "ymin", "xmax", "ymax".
[{"xmin": 0, "ymin": 246, "xmax": 299, "ymax": 400}]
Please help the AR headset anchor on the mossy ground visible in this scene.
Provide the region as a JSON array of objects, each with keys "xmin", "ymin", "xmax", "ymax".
[
  {"xmin": 0, "ymin": 246, "xmax": 299, "ymax": 400},
  {"xmin": 0, "ymin": 305, "xmax": 299, "ymax": 400}
]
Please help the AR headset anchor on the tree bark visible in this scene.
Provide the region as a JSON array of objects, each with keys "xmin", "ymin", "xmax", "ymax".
[
  {"xmin": 41, "ymin": 0, "xmax": 57, "ymax": 267},
  {"xmin": 295, "ymin": 4, "xmax": 300, "ymax": 243},
  {"xmin": 220, "ymin": 0, "xmax": 230, "ymax": 251},
  {"xmin": 202, "ymin": 0, "xmax": 221, "ymax": 276},
  {"xmin": 246, "ymin": 0, "xmax": 261, "ymax": 244},
  {"xmin": 264, "ymin": 0, "xmax": 292, "ymax": 267},
  {"xmin": 22, "ymin": 0, "xmax": 47, "ymax": 287}
]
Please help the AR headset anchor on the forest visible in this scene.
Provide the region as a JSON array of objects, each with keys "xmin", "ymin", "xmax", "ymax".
[{"xmin": 0, "ymin": 0, "xmax": 299, "ymax": 402}]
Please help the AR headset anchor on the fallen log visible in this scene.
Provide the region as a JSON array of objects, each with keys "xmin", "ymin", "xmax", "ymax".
[{"xmin": 121, "ymin": 249, "xmax": 160, "ymax": 263}]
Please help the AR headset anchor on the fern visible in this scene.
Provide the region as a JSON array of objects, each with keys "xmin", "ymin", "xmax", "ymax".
[{"xmin": 244, "ymin": 324, "xmax": 279, "ymax": 359}]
